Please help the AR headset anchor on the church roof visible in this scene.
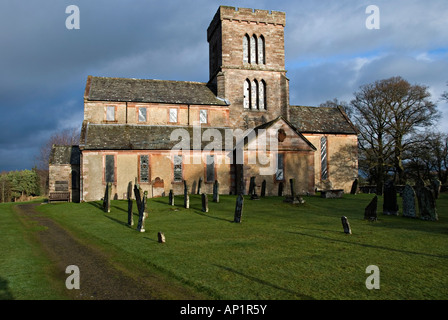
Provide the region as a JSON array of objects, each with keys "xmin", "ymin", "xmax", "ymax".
[
  {"xmin": 84, "ymin": 76, "xmax": 229, "ymax": 106},
  {"xmin": 49, "ymin": 145, "xmax": 80, "ymax": 165},
  {"xmin": 289, "ymin": 106, "xmax": 358, "ymax": 134}
]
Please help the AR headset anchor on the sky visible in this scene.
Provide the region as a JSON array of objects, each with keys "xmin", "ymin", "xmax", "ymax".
[{"xmin": 1, "ymin": 0, "xmax": 447, "ymax": 172}]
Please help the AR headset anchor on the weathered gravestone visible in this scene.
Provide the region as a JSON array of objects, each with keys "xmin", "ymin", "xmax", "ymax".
[
  {"xmin": 234, "ymin": 193, "xmax": 244, "ymax": 223},
  {"xmin": 431, "ymin": 179, "xmax": 441, "ymax": 199},
  {"xmin": 261, "ymin": 180, "xmax": 266, "ymax": 197},
  {"xmin": 341, "ymin": 216, "xmax": 352, "ymax": 234},
  {"xmin": 103, "ymin": 182, "xmax": 112, "ymax": 213},
  {"xmin": 417, "ymin": 186, "xmax": 438, "ymax": 221},
  {"xmin": 284, "ymin": 178, "xmax": 305, "ymax": 204},
  {"xmin": 169, "ymin": 189, "xmax": 174, "ymax": 206},
  {"xmin": 127, "ymin": 181, "xmax": 133, "ymax": 226},
  {"xmin": 383, "ymin": 180, "xmax": 399, "ymax": 215},
  {"xmin": 183, "ymin": 180, "xmax": 189, "ymax": 209},
  {"xmin": 364, "ymin": 195, "xmax": 378, "ymax": 221},
  {"xmin": 350, "ymin": 179, "xmax": 359, "ymax": 195},
  {"xmin": 213, "ymin": 180, "xmax": 219, "ymax": 202},
  {"xmin": 158, "ymin": 231, "xmax": 165, "ymax": 243},
  {"xmin": 136, "ymin": 191, "xmax": 148, "ymax": 232},
  {"xmin": 278, "ymin": 182, "xmax": 284, "ymax": 197},
  {"xmin": 248, "ymin": 177, "xmax": 256, "ymax": 195},
  {"xmin": 402, "ymin": 184, "xmax": 417, "ymax": 218},
  {"xmin": 202, "ymin": 193, "xmax": 208, "ymax": 213}
]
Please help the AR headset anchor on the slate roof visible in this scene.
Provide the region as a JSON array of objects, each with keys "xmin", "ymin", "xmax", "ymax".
[
  {"xmin": 289, "ymin": 106, "xmax": 358, "ymax": 134},
  {"xmin": 84, "ymin": 76, "xmax": 229, "ymax": 106},
  {"xmin": 49, "ymin": 145, "xmax": 80, "ymax": 165},
  {"xmin": 80, "ymin": 122, "xmax": 234, "ymax": 151}
]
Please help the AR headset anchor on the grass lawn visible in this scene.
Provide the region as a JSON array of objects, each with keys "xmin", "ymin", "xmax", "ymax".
[
  {"xmin": 0, "ymin": 200, "xmax": 67, "ymax": 300},
  {"xmin": 32, "ymin": 192, "xmax": 448, "ymax": 300}
]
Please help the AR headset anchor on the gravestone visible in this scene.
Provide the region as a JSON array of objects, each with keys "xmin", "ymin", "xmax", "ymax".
[
  {"xmin": 250, "ymin": 185, "xmax": 259, "ymax": 200},
  {"xmin": 152, "ymin": 177, "xmax": 164, "ymax": 197},
  {"xmin": 197, "ymin": 178, "xmax": 203, "ymax": 195},
  {"xmin": 201, "ymin": 193, "xmax": 208, "ymax": 213},
  {"xmin": 183, "ymin": 181, "xmax": 189, "ymax": 209},
  {"xmin": 278, "ymin": 182, "xmax": 284, "ymax": 197},
  {"xmin": 133, "ymin": 183, "xmax": 143, "ymax": 217},
  {"xmin": 137, "ymin": 191, "xmax": 148, "ymax": 232},
  {"xmin": 402, "ymin": 184, "xmax": 417, "ymax": 218},
  {"xmin": 248, "ymin": 177, "xmax": 256, "ymax": 195},
  {"xmin": 127, "ymin": 181, "xmax": 133, "ymax": 226},
  {"xmin": 158, "ymin": 232, "xmax": 165, "ymax": 243},
  {"xmin": 350, "ymin": 179, "xmax": 359, "ymax": 195},
  {"xmin": 234, "ymin": 194, "xmax": 244, "ymax": 223},
  {"xmin": 383, "ymin": 180, "xmax": 399, "ymax": 215},
  {"xmin": 431, "ymin": 179, "xmax": 441, "ymax": 199},
  {"xmin": 418, "ymin": 186, "xmax": 438, "ymax": 221},
  {"xmin": 213, "ymin": 180, "xmax": 219, "ymax": 203},
  {"xmin": 261, "ymin": 180, "xmax": 266, "ymax": 197},
  {"xmin": 169, "ymin": 189, "xmax": 174, "ymax": 206},
  {"xmin": 341, "ymin": 216, "xmax": 352, "ymax": 234},
  {"xmin": 364, "ymin": 195, "xmax": 378, "ymax": 221},
  {"xmin": 103, "ymin": 182, "xmax": 112, "ymax": 213}
]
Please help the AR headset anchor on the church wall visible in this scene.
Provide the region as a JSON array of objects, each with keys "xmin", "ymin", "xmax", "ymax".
[{"xmin": 303, "ymin": 133, "xmax": 358, "ymax": 193}]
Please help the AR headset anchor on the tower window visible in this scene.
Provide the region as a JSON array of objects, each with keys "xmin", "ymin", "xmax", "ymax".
[
  {"xmin": 258, "ymin": 35, "xmax": 265, "ymax": 64},
  {"xmin": 250, "ymin": 35, "xmax": 257, "ymax": 64},
  {"xmin": 243, "ymin": 79, "xmax": 266, "ymax": 110},
  {"xmin": 243, "ymin": 34, "xmax": 250, "ymax": 64},
  {"xmin": 243, "ymin": 79, "xmax": 250, "ymax": 109},
  {"xmin": 251, "ymin": 80, "xmax": 258, "ymax": 110},
  {"xmin": 259, "ymin": 80, "xmax": 266, "ymax": 110}
]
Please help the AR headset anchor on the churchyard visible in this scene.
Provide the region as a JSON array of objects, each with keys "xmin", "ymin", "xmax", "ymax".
[{"xmin": 1, "ymin": 185, "xmax": 447, "ymax": 300}]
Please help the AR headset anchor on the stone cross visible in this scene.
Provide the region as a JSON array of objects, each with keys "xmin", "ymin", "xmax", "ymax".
[
  {"xmin": 202, "ymin": 193, "xmax": 208, "ymax": 213},
  {"xmin": 261, "ymin": 180, "xmax": 266, "ymax": 197},
  {"xmin": 183, "ymin": 180, "xmax": 189, "ymax": 209},
  {"xmin": 364, "ymin": 195, "xmax": 378, "ymax": 221},
  {"xmin": 213, "ymin": 180, "xmax": 219, "ymax": 203},
  {"xmin": 127, "ymin": 181, "xmax": 133, "ymax": 226},
  {"xmin": 402, "ymin": 184, "xmax": 417, "ymax": 218},
  {"xmin": 383, "ymin": 180, "xmax": 399, "ymax": 215},
  {"xmin": 169, "ymin": 189, "xmax": 174, "ymax": 206},
  {"xmin": 234, "ymin": 193, "xmax": 244, "ymax": 223},
  {"xmin": 341, "ymin": 216, "xmax": 352, "ymax": 234}
]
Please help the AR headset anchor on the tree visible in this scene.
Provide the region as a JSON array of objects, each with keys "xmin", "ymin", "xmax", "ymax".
[{"xmin": 350, "ymin": 76, "xmax": 438, "ymax": 193}]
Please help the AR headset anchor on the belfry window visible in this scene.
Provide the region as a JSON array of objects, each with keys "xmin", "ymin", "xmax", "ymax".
[
  {"xmin": 243, "ymin": 34, "xmax": 250, "ymax": 64},
  {"xmin": 250, "ymin": 35, "xmax": 257, "ymax": 64},
  {"xmin": 251, "ymin": 80, "xmax": 258, "ymax": 109},
  {"xmin": 243, "ymin": 79, "xmax": 266, "ymax": 110},
  {"xmin": 259, "ymin": 80, "xmax": 266, "ymax": 110},
  {"xmin": 243, "ymin": 79, "xmax": 250, "ymax": 109},
  {"xmin": 258, "ymin": 35, "xmax": 265, "ymax": 64}
]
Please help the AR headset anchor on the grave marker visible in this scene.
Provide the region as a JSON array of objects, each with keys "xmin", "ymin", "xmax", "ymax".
[
  {"xmin": 402, "ymin": 184, "xmax": 417, "ymax": 218},
  {"xmin": 234, "ymin": 194, "xmax": 244, "ymax": 223},
  {"xmin": 341, "ymin": 216, "xmax": 352, "ymax": 234},
  {"xmin": 202, "ymin": 193, "xmax": 208, "ymax": 212}
]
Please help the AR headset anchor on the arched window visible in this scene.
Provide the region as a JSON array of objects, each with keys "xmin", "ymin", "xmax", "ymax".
[
  {"xmin": 258, "ymin": 35, "xmax": 265, "ymax": 64},
  {"xmin": 251, "ymin": 80, "xmax": 258, "ymax": 109},
  {"xmin": 250, "ymin": 35, "xmax": 257, "ymax": 64},
  {"xmin": 243, "ymin": 79, "xmax": 250, "ymax": 109},
  {"xmin": 320, "ymin": 136, "xmax": 328, "ymax": 180},
  {"xmin": 259, "ymin": 80, "xmax": 266, "ymax": 110},
  {"xmin": 243, "ymin": 34, "xmax": 249, "ymax": 64}
]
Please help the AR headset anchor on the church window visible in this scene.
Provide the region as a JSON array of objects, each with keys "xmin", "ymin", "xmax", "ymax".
[
  {"xmin": 243, "ymin": 34, "xmax": 250, "ymax": 64},
  {"xmin": 243, "ymin": 80, "xmax": 250, "ymax": 109},
  {"xmin": 250, "ymin": 35, "xmax": 257, "ymax": 64},
  {"xmin": 275, "ymin": 153, "xmax": 284, "ymax": 181},
  {"xmin": 173, "ymin": 155, "xmax": 183, "ymax": 182},
  {"xmin": 105, "ymin": 154, "xmax": 115, "ymax": 183},
  {"xmin": 139, "ymin": 155, "xmax": 150, "ymax": 183},
  {"xmin": 321, "ymin": 136, "xmax": 328, "ymax": 180},
  {"xmin": 251, "ymin": 80, "xmax": 258, "ymax": 109},
  {"xmin": 259, "ymin": 80, "xmax": 266, "ymax": 110},
  {"xmin": 200, "ymin": 109, "xmax": 208, "ymax": 124},
  {"xmin": 169, "ymin": 108, "xmax": 178, "ymax": 123},
  {"xmin": 206, "ymin": 155, "xmax": 215, "ymax": 182},
  {"xmin": 106, "ymin": 106, "xmax": 115, "ymax": 121},
  {"xmin": 258, "ymin": 35, "xmax": 265, "ymax": 64},
  {"xmin": 138, "ymin": 107, "xmax": 147, "ymax": 122}
]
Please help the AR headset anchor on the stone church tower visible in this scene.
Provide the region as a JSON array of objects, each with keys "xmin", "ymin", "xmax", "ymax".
[{"xmin": 207, "ymin": 6, "xmax": 289, "ymax": 129}]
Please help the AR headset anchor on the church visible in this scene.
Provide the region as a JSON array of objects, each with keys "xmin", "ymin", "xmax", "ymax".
[{"xmin": 49, "ymin": 6, "xmax": 358, "ymax": 202}]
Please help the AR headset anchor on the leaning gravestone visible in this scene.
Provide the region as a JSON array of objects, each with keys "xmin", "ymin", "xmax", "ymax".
[
  {"xmin": 202, "ymin": 193, "xmax": 208, "ymax": 213},
  {"xmin": 418, "ymin": 186, "xmax": 438, "ymax": 221},
  {"xmin": 158, "ymin": 231, "xmax": 165, "ymax": 243},
  {"xmin": 383, "ymin": 180, "xmax": 399, "ymax": 215},
  {"xmin": 234, "ymin": 193, "xmax": 244, "ymax": 223},
  {"xmin": 261, "ymin": 180, "xmax": 266, "ymax": 197},
  {"xmin": 350, "ymin": 179, "xmax": 359, "ymax": 195},
  {"xmin": 169, "ymin": 189, "xmax": 174, "ymax": 206},
  {"xmin": 402, "ymin": 184, "xmax": 417, "ymax": 218},
  {"xmin": 341, "ymin": 216, "xmax": 352, "ymax": 234},
  {"xmin": 127, "ymin": 181, "xmax": 133, "ymax": 226},
  {"xmin": 213, "ymin": 180, "xmax": 219, "ymax": 202},
  {"xmin": 364, "ymin": 195, "xmax": 378, "ymax": 221}
]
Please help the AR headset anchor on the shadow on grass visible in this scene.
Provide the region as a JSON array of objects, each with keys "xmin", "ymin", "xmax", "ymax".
[
  {"xmin": 287, "ymin": 230, "xmax": 448, "ymax": 260},
  {"xmin": 213, "ymin": 264, "xmax": 315, "ymax": 300},
  {"xmin": 0, "ymin": 277, "xmax": 14, "ymax": 300}
]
